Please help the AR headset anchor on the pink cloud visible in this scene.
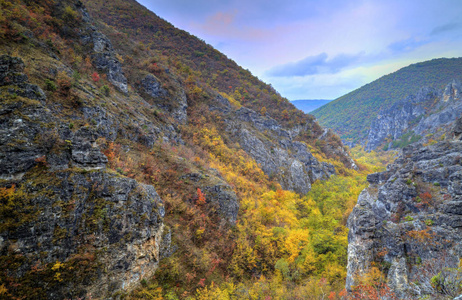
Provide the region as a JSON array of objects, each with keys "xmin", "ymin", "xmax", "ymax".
[{"xmin": 190, "ymin": 11, "xmax": 271, "ymax": 41}]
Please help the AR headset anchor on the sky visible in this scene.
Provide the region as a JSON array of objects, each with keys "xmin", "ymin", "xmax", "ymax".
[{"xmin": 137, "ymin": 0, "xmax": 462, "ymax": 100}]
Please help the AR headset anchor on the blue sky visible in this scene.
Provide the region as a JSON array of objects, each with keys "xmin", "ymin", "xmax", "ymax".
[{"xmin": 137, "ymin": 0, "xmax": 462, "ymax": 100}]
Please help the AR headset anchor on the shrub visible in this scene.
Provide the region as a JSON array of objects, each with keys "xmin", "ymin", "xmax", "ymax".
[
  {"xmin": 57, "ymin": 71, "xmax": 72, "ymax": 96},
  {"xmin": 404, "ymin": 216, "xmax": 414, "ymax": 222},
  {"xmin": 44, "ymin": 79, "xmax": 57, "ymax": 91},
  {"xmin": 63, "ymin": 6, "xmax": 78, "ymax": 23},
  {"xmin": 100, "ymin": 85, "xmax": 110, "ymax": 96},
  {"xmin": 91, "ymin": 72, "xmax": 100, "ymax": 83}
]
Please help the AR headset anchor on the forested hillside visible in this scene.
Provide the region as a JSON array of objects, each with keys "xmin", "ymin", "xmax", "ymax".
[
  {"xmin": 81, "ymin": 0, "xmax": 311, "ymax": 128},
  {"xmin": 0, "ymin": 0, "xmax": 396, "ymax": 299},
  {"xmin": 312, "ymin": 58, "xmax": 462, "ymax": 145}
]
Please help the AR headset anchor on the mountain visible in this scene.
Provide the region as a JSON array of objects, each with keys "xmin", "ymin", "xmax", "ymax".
[
  {"xmin": 312, "ymin": 58, "xmax": 462, "ymax": 145},
  {"xmin": 347, "ymin": 117, "xmax": 462, "ymax": 298},
  {"xmin": 0, "ymin": 0, "xmax": 363, "ymax": 298},
  {"xmin": 365, "ymin": 80, "xmax": 462, "ymax": 151},
  {"xmin": 291, "ymin": 99, "xmax": 332, "ymax": 113}
]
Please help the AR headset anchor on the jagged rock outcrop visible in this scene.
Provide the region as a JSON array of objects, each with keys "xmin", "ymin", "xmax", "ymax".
[
  {"xmin": 414, "ymin": 81, "xmax": 462, "ymax": 135},
  {"xmin": 78, "ymin": 4, "xmax": 128, "ymax": 94},
  {"xmin": 0, "ymin": 55, "xmax": 167, "ymax": 298},
  {"xmin": 347, "ymin": 119, "xmax": 462, "ymax": 298},
  {"xmin": 180, "ymin": 170, "xmax": 239, "ymax": 224},
  {"xmin": 454, "ymin": 117, "xmax": 462, "ymax": 139},
  {"xmin": 366, "ymin": 81, "xmax": 462, "ymax": 151},
  {"xmin": 0, "ymin": 55, "xmax": 54, "ymax": 179},
  {"xmin": 139, "ymin": 73, "xmax": 188, "ymax": 124},
  {"xmin": 208, "ymin": 97, "xmax": 346, "ymax": 195},
  {"xmin": 318, "ymin": 128, "xmax": 358, "ymax": 170},
  {"xmin": 0, "ymin": 54, "xmax": 46, "ymax": 102},
  {"xmin": 141, "ymin": 74, "xmax": 167, "ymax": 99},
  {"xmin": 2, "ymin": 169, "xmax": 165, "ymax": 299},
  {"xmin": 203, "ymin": 184, "xmax": 239, "ymax": 224},
  {"xmin": 233, "ymin": 109, "xmax": 331, "ymax": 194},
  {"xmin": 365, "ymin": 87, "xmax": 438, "ymax": 151}
]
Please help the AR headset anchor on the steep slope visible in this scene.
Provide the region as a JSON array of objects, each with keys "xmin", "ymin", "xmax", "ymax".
[
  {"xmin": 81, "ymin": 0, "xmax": 311, "ymax": 129},
  {"xmin": 0, "ymin": 0, "xmax": 360, "ymax": 298},
  {"xmin": 312, "ymin": 58, "xmax": 462, "ymax": 145},
  {"xmin": 79, "ymin": 0, "xmax": 356, "ymax": 171},
  {"xmin": 365, "ymin": 80, "xmax": 462, "ymax": 151},
  {"xmin": 347, "ymin": 117, "xmax": 462, "ymax": 298}
]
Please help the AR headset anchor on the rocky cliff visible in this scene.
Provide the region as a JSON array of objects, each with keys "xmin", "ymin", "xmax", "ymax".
[
  {"xmin": 312, "ymin": 58, "xmax": 462, "ymax": 146},
  {"xmin": 366, "ymin": 80, "xmax": 462, "ymax": 151},
  {"xmin": 0, "ymin": 0, "xmax": 357, "ymax": 298},
  {"xmin": 210, "ymin": 97, "xmax": 357, "ymax": 194},
  {"xmin": 347, "ymin": 118, "xmax": 462, "ymax": 298},
  {"xmin": 0, "ymin": 54, "xmax": 167, "ymax": 299}
]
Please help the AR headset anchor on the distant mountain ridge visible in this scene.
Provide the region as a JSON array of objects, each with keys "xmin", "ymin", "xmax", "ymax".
[
  {"xmin": 311, "ymin": 58, "xmax": 462, "ymax": 145},
  {"xmin": 291, "ymin": 99, "xmax": 331, "ymax": 113}
]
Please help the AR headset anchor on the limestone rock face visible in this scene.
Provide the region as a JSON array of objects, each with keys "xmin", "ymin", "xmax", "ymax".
[
  {"xmin": 0, "ymin": 55, "xmax": 167, "ymax": 298},
  {"xmin": 203, "ymin": 184, "xmax": 239, "ymax": 224},
  {"xmin": 80, "ymin": 18, "xmax": 128, "ymax": 94},
  {"xmin": 141, "ymin": 74, "xmax": 167, "ymax": 99},
  {"xmin": 454, "ymin": 117, "xmax": 462, "ymax": 139},
  {"xmin": 2, "ymin": 169, "xmax": 165, "ymax": 299},
  {"xmin": 0, "ymin": 55, "xmax": 54, "ymax": 180},
  {"xmin": 347, "ymin": 120, "xmax": 462, "ymax": 298},
  {"xmin": 366, "ymin": 81, "xmax": 462, "ymax": 151},
  {"xmin": 70, "ymin": 127, "xmax": 109, "ymax": 170},
  {"xmin": 365, "ymin": 87, "xmax": 437, "ymax": 151},
  {"xmin": 219, "ymin": 104, "xmax": 340, "ymax": 195},
  {"xmin": 180, "ymin": 171, "xmax": 240, "ymax": 225},
  {"xmin": 0, "ymin": 54, "xmax": 46, "ymax": 102},
  {"xmin": 140, "ymin": 74, "xmax": 188, "ymax": 124}
]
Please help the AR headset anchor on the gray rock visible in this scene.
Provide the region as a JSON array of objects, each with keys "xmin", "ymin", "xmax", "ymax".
[
  {"xmin": 204, "ymin": 184, "xmax": 239, "ymax": 224},
  {"xmin": 141, "ymin": 74, "xmax": 167, "ymax": 98},
  {"xmin": 91, "ymin": 52, "xmax": 128, "ymax": 94},
  {"xmin": 454, "ymin": 117, "xmax": 462, "ymax": 139},
  {"xmin": 366, "ymin": 80, "xmax": 462, "ymax": 151},
  {"xmin": 70, "ymin": 127, "xmax": 108, "ymax": 170},
  {"xmin": 0, "ymin": 170, "xmax": 166, "ymax": 299},
  {"xmin": 366, "ymin": 86, "xmax": 437, "ymax": 151},
  {"xmin": 171, "ymin": 89, "xmax": 188, "ymax": 124},
  {"xmin": 0, "ymin": 55, "xmax": 167, "ymax": 298},
  {"xmin": 81, "ymin": 25, "xmax": 128, "ymax": 94},
  {"xmin": 0, "ymin": 56, "xmax": 54, "ymax": 179},
  {"xmin": 0, "ymin": 55, "xmax": 46, "ymax": 102},
  {"xmin": 347, "ymin": 123, "xmax": 462, "ymax": 298}
]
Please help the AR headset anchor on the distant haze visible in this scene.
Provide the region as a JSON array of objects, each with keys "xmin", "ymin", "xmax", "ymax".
[{"xmin": 291, "ymin": 100, "xmax": 332, "ymax": 113}]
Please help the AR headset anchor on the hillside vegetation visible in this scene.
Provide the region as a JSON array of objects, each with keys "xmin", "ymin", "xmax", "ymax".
[
  {"xmin": 0, "ymin": 0, "xmax": 397, "ymax": 299},
  {"xmin": 312, "ymin": 58, "xmax": 462, "ymax": 144},
  {"xmin": 82, "ymin": 0, "xmax": 312, "ymax": 129}
]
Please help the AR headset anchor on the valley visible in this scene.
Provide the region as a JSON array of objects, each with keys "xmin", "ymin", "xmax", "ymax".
[{"xmin": 0, "ymin": 0, "xmax": 461, "ymax": 299}]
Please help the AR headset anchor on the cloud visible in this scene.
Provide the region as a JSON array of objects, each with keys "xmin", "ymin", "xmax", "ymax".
[
  {"xmin": 430, "ymin": 22, "xmax": 462, "ymax": 35},
  {"xmin": 190, "ymin": 11, "xmax": 271, "ymax": 41},
  {"xmin": 387, "ymin": 38, "xmax": 429, "ymax": 54},
  {"xmin": 265, "ymin": 52, "xmax": 364, "ymax": 77},
  {"xmin": 138, "ymin": 0, "xmax": 462, "ymax": 99},
  {"xmin": 267, "ymin": 69, "xmax": 369, "ymax": 100}
]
